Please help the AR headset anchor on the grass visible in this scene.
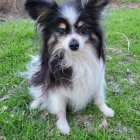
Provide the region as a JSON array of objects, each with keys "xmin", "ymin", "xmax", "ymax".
[
  {"xmin": 0, "ymin": 8, "xmax": 140, "ymax": 140},
  {"xmin": 118, "ymin": 0, "xmax": 140, "ymax": 4}
]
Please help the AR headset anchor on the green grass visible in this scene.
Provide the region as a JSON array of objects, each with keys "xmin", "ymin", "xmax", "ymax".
[
  {"xmin": 118, "ymin": 0, "xmax": 140, "ymax": 4},
  {"xmin": 0, "ymin": 8, "xmax": 140, "ymax": 139}
]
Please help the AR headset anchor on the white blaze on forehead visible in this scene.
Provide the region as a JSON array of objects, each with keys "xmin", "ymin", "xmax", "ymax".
[{"xmin": 60, "ymin": 5, "xmax": 79, "ymax": 25}]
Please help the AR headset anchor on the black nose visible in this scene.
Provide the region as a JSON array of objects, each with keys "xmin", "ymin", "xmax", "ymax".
[{"xmin": 69, "ymin": 38, "xmax": 79, "ymax": 51}]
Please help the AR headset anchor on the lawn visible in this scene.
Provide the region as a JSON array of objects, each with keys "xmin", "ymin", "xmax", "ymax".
[
  {"xmin": 118, "ymin": 0, "xmax": 140, "ymax": 4},
  {"xmin": 0, "ymin": 8, "xmax": 140, "ymax": 140}
]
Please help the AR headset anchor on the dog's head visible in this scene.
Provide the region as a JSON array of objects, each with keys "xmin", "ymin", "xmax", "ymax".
[{"xmin": 25, "ymin": 0, "xmax": 109, "ymax": 59}]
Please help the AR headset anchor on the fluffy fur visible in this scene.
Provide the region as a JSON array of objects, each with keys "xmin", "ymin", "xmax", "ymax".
[{"xmin": 24, "ymin": 0, "xmax": 114, "ymax": 134}]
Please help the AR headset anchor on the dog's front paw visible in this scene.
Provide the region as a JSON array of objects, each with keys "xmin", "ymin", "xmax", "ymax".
[
  {"xmin": 56, "ymin": 119, "xmax": 70, "ymax": 134},
  {"xmin": 30, "ymin": 99, "xmax": 41, "ymax": 109},
  {"xmin": 102, "ymin": 106, "xmax": 115, "ymax": 117}
]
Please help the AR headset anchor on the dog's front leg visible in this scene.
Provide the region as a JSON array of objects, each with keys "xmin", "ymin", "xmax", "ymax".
[
  {"xmin": 94, "ymin": 82, "xmax": 115, "ymax": 117},
  {"xmin": 47, "ymin": 93, "xmax": 70, "ymax": 134},
  {"xmin": 56, "ymin": 110, "xmax": 70, "ymax": 134}
]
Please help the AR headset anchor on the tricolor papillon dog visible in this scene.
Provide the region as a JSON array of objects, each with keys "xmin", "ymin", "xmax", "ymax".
[{"xmin": 24, "ymin": 0, "xmax": 114, "ymax": 134}]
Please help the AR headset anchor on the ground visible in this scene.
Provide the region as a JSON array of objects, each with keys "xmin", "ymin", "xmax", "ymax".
[{"xmin": 0, "ymin": 5, "xmax": 140, "ymax": 140}]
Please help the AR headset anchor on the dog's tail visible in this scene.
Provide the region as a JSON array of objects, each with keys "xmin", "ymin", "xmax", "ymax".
[{"xmin": 16, "ymin": 55, "xmax": 41, "ymax": 80}]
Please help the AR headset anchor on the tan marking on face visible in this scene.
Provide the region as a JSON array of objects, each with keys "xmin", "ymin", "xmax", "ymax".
[
  {"xmin": 58, "ymin": 23, "xmax": 66, "ymax": 29},
  {"xmin": 53, "ymin": 42, "xmax": 64, "ymax": 53},
  {"xmin": 95, "ymin": 1, "xmax": 104, "ymax": 7},
  {"xmin": 78, "ymin": 21, "xmax": 84, "ymax": 28},
  {"xmin": 91, "ymin": 33, "xmax": 98, "ymax": 41},
  {"xmin": 48, "ymin": 35, "xmax": 55, "ymax": 44},
  {"xmin": 85, "ymin": 41, "xmax": 98, "ymax": 57}
]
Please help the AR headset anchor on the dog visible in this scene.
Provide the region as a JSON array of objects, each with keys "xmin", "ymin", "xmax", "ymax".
[{"xmin": 24, "ymin": 0, "xmax": 114, "ymax": 134}]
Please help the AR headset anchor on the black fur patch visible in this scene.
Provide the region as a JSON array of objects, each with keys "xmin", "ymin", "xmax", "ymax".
[
  {"xmin": 49, "ymin": 51, "xmax": 73, "ymax": 88},
  {"xmin": 31, "ymin": 50, "xmax": 73, "ymax": 89}
]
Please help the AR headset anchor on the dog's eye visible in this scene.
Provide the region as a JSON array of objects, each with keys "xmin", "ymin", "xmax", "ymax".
[
  {"xmin": 56, "ymin": 28, "xmax": 66, "ymax": 35},
  {"xmin": 78, "ymin": 25, "xmax": 87, "ymax": 34}
]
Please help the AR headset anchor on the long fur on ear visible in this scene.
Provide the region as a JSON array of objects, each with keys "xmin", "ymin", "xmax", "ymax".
[
  {"xmin": 84, "ymin": 0, "xmax": 110, "ymax": 18},
  {"xmin": 25, "ymin": 0, "xmax": 58, "ymax": 20}
]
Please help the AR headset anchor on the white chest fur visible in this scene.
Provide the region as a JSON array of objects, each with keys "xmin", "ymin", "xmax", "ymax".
[
  {"xmin": 56, "ymin": 48, "xmax": 104, "ymax": 111},
  {"xmin": 27, "ymin": 48, "xmax": 105, "ymax": 112}
]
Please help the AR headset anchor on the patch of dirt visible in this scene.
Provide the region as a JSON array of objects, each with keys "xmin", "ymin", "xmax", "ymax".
[
  {"xmin": 111, "ymin": 2, "xmax": 140, "ymax": 9},
  {"xmin": 109, "ymin": 81, "xmax": 123, "ymax": 94},
  {"xmin": 0, "ymin": 0, "xmax": 28, "ymax": 21},
  {"xmin": 0, "ymin": 2, "xmax": 139, "ymax": 21},
  {"xmin": 115, "ymin": 123, "xmax": 134, "ymax": 134},
  {"xmin": 0, "ymin": 93, "xmax": 12, "ymax": 102},
  {"xmin": 0, "ymin": 135, "xmax": 6, "ymax": 140},
  {"xmin": 99, "ymin": 119, "xmax": 108, "ymax": 129},
  {"xmin": 73, "ymin": 115, "xmax": 93, "ymax": 132},
  {"xmin": 0, "ymin": 12, "xmax": 27, "ymax": 21}
]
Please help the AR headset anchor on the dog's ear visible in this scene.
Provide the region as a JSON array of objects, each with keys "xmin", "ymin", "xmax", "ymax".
[
  {"xmin": 25, "ymin": 0, "xmax": 58, "ymax": 20},
  {"xmin": 84, "ymin": 0, "xmax": 110, "ymax": 17}
]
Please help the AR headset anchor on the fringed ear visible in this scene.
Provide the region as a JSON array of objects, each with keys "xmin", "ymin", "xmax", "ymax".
[
  {"xmin": 25, "ymin": 0, "xmax": 58, "ymax": 20},
  {"xmin": 84, "ymin": 0, "xmax": 110, "ymax": 17}
]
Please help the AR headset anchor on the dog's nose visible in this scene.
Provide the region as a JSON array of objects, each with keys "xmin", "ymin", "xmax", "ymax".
[{"xmin": 69, "ymin": 38, "xmax": 79, "ymax": 51}]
